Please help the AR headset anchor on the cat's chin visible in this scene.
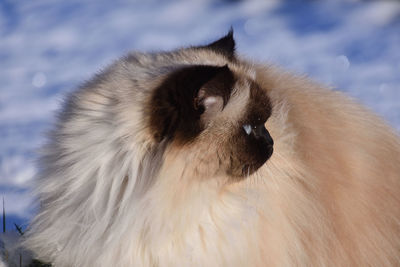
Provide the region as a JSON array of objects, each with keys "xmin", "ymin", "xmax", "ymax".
[
  {"xmin": 228, "ymin": 149, "xmax": 273, "ymax": 179},
  {"xmin": 245, "ymin": 148, "xmax": 273, "ymax": 177},
  {"xmin": 227, "ymin": 166, "xmax": 262, "ymax": 181}
]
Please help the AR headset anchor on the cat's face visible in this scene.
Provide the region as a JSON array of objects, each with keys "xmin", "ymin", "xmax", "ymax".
[{"xmin": 147, "ymin": 31, "xmax": 273, "ymax": 179}]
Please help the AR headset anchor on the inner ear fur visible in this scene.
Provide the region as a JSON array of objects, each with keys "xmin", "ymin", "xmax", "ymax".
[{"xmin": 150, "ymin": 64, "xmax": 235, "ymax": 143}]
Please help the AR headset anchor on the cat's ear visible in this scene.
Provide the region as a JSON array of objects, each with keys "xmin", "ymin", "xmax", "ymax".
[
  {"xmin": 194, "ymin": 65, "xmax": 234, "ymax": 124},
  {"xmin": 150, "ymin": 65, "xmax": 235, "ymax": 142},
  {"xmin": 200, "ymin": 28, "xmax": 236, "ymax": 60}
]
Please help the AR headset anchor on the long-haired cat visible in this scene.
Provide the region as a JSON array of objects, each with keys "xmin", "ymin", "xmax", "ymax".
[{"xmin": 24, "ymin": 30, "xmax": 400, "ymax": 266}]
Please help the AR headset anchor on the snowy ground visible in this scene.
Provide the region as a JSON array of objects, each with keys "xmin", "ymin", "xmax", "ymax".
[{"xmin": 0, "ymin": 0, "xmax": 399, "ymax": 229}]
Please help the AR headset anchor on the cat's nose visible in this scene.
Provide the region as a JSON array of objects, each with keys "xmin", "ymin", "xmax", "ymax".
[{"xmin": 253, "ymin": 124, "xmax": 274, "ymax": 146}]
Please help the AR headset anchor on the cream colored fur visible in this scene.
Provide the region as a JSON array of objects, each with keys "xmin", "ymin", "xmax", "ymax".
[{"xmin": 24, "ymin": 46, "xmax": 400, "ymax": 266}]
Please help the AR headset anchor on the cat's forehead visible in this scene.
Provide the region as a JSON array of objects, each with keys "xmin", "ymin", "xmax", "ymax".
[
  {"xmin": 220, "ymin": 78, "xmax": 251, "ymax": 120},
  {"xmin": 246, "ymin": 79, "xmax": 272, "ymax": 123},
  {"xmin": 221, "ymin": 73, "xmax": 270, "ymax": 124}
]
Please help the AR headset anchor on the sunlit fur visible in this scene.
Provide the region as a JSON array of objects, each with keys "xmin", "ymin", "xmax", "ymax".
[{"xmin": 25, "ymin": 38, "xmax": 400, "ymax": 266}]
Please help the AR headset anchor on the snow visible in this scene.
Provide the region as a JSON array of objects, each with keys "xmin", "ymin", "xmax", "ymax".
[
  {"xmin": 0, "ymin": 0, "xmax": 399, "ymax": 226},
  {"xmin": 32, "ymin": 72, "xmax": 47, "ymax": 88},
  {"xmin": 0, "ymin": 232, "xmax": 33, "ymax": 266}
]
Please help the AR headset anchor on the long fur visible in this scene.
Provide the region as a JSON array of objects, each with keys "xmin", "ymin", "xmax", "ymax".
[{"xmin": 24, "ymin": 36, "xmax": 400, "ymax": 266}]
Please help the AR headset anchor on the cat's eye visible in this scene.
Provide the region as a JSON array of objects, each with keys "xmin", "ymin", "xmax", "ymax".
[{"xmin": 243, "ymin": 124, "xmax": 252, "ymax": 135}]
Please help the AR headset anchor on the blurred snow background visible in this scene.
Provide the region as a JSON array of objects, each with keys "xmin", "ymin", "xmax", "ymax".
[{"xmin": 0, "ymin": 0, "xmax": 399, "ymax": 230}]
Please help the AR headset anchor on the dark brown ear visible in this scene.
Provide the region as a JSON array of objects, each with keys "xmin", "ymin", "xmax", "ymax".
[
  {"xmin": 200, "ymin": 29, "xmax": 236, "ymax": 60},
  {"xmin": 150, "ymin": 65, "xmax": 235, "ymax": 143},
  {"xmin": 194, "ymin": 65, "xmax": 234, "ymax": 124}
]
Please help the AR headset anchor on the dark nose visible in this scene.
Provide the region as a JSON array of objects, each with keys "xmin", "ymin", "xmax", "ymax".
[{"xmin": 252, "ymin": 124, "xmax": 274, "ymax": 146}]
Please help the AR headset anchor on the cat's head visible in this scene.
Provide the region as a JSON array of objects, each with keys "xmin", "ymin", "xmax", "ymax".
[{"xmin": 147, "ymin": 31, "xmax": 273, "ymax": 179}]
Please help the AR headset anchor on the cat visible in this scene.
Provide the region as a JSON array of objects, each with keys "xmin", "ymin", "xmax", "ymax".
[{"xmin": 24, "ymin": 30, "xmax": 400, "ymax": 266}]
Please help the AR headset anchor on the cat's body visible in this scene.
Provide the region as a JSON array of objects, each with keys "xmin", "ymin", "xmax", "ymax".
[{"xmin": 25, "ymin": 32, "xmax": 400, "ymax": 266}]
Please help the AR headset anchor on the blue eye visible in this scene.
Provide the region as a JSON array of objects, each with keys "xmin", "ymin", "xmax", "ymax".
[{"xmin": 243, "ymin": 124, "xmax": 252, "ymax": 135}]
